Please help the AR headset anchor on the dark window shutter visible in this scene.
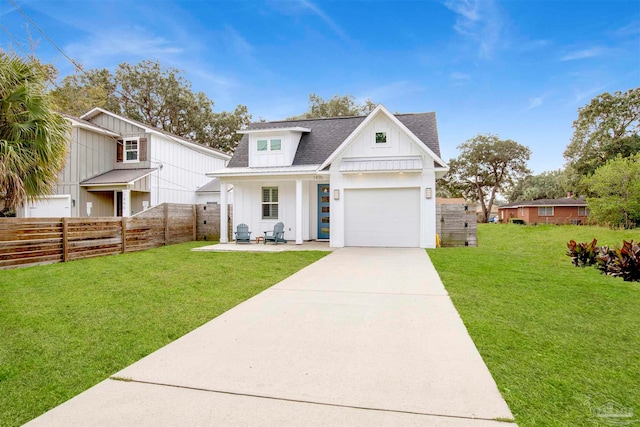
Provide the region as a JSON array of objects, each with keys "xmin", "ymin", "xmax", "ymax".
[
  {"xmin": 116, "ymin": 139, "xmax": 123, "ymax": 162},
  {"xmin": 139, "ymin": 137, "xmax": 148, "ymax": 161}
]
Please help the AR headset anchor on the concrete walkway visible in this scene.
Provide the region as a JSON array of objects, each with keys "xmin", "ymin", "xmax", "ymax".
[{"xmin": 27, "ymin": 248, "xmax": 515, "ymax": 426}]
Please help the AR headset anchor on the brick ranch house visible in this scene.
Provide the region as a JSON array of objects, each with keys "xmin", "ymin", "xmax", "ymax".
[{"xmin": 498, "ymin": 196, "xmax": 589, "ymax": 225}]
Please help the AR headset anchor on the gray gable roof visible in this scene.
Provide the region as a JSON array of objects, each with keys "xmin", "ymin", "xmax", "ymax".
[
  {"xmin": 228, "ymin": 112, "xmax": 441, "ymax": 168},
  {"xmin": 500, "ymin": 197, "xmax": 587, "ymax": 208}
]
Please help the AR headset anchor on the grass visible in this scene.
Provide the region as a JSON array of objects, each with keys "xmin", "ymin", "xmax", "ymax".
[
  {"xmin": 428, "ymin": 224, "xmax": 640, "ymax": 427},
  {"xmin": 0, "ymin": 242, "xmax": 328, "ymax": 427}
]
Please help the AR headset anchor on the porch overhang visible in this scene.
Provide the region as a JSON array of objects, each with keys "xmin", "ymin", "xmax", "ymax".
[
  {"xmin": 207, "ymin": 165, "xmax": 325, "ymax": 179},
  {"xmin": 80, "ymin": 168, "xmax": 155, "ymax": 191}
]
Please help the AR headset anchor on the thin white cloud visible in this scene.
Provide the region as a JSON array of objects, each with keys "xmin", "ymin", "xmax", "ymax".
[
  {"xmin": 443, "ymin": 0, "xmax": 503, "ymax": 59},
  {"xmin": 528, "ymin": 96, "xmax": 543, "ymax": 109},
  {"xmin": 571, "ymin": 85, "xmax": 608, "ymax": 106},
  {"xmin": 356, "ymin": 81, "xmax": 424, "ymax": 106},
  {"xmin": 561, "ymin": 47, "xmax": 606, "ymax": 61},
  {"xmin": 65, "ymin": 26, "xmax": 183, "ymax": 67},
  {"xmin": 223, "ymin": 25, "xmax": 256, "ymax": 63},
  {"xmin": 449, "ymin": 72, "xmax": 470, "ymax": 85},
  {"xmin": 299, "ymin": 0, "xmax": 351, "ymax": 43},
  {"xmin": 613, "ymin": 20, "xmax": 640, "ymax": 37}
]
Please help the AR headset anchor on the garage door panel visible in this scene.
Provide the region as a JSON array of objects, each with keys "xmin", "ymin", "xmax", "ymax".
[{"xmin": 345, "ymin": 188, "xmax": 419, "ymax": 247}]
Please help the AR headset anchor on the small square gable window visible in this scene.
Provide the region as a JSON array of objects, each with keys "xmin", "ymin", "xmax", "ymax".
[
  {"xmin": 257, "ymin": 140, "xmax": 268, "ymax": 151},
  {"xmin": 375, "ymin": 131, "xmax": 387, "ymax": 144}
]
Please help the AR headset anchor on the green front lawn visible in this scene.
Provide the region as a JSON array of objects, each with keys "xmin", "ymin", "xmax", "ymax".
[
  {"xmin": 0, "ymin": 242, "xmax": 328, "ymax": 427},
  {"xmin": 428, "ymin": 224, "xmax": 640, "ymax": 427}
]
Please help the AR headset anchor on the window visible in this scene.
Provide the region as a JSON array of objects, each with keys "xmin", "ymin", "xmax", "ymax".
[
  {"xmin": 124, "ymin": 138, "xmax": 139, "ymax": 162},
  {"xmin": 262, "ymin": 187, "xmax": 278, "ymax": 219},
  {"xmin": 375, "ymin": 131, "xmax": 387, "ymax": 144},
  {"xmin": 578, "ymin": 206, "xmax": 590, "ymax": 216},
  {"xmin": 538, "ymin": 206, "xmax": 554, "ymax": 216},
  {"xmin": 257, "ymin": 138, "xmax": 282, "ymax": 152}
]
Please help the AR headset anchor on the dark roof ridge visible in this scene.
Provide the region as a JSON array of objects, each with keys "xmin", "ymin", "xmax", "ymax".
[{"xmin": 254, "ymin": 111, "xmax": 436, "ymax": 126}]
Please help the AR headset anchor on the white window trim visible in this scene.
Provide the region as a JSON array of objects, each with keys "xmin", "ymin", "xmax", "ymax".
[
  {"xmin": 538, "ymin": 206, "xmax": 554, "ymax": 216},
  {"xmin": 262, "ymin": 186, "xmax": 279, "ymax": 219},
  {"xmin": 372, "ymin": 129, "xmax": 391, "ymax": 148},
  {"xmin": 578, "ymin": 206, "xmax": 589, "ymax": 216},
  {"xmin": 256, "ymin": 138, "xmax": 282, "ymax": 153},
  {"xmin": 123, "ymin": 137, "xmax": 140, "ymax": 163}
]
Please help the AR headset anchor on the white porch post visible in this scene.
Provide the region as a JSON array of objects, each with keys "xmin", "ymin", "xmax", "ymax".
[
  {"xmin": 295, "ymin": 179, "xmax": 303, "ymax": 244},
  {"xmin": 220, "ymin": 181, "xmax": 228, "ymax": 243},
  {"xmin": 122, "ymin": 190, "xmax": 131, "ymax": 217}
]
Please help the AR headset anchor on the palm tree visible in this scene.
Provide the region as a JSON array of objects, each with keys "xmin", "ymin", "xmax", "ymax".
[{"xmin": 0, "ymin": 53, "xmax": 69, "ymax": 213}]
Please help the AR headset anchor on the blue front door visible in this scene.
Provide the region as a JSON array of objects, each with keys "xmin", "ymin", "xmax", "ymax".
[{"xmin": 317, "ymin": 184, "xmax": 330, "ymax": 240}]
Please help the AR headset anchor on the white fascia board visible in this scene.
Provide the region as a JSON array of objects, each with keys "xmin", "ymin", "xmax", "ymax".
[
  {"xmin": 435, "ymin": 166, "xmax": 450, "ymax": 179},
  {"xmin": 67, "ymin": 118, "xmax": 120, "ymax": 137},
  {"xmin": 319, "ymin": 104, "xmax": 448, "ymax": 170},
  {"xmin": 207, "ymin": 165, "xmax": 324, "ymax": 178},
  {"xmin": 81, "ymin": 107, "xmax": 230, "ymax": 160},
  {"xmin": 237, "ymin": 127, "xmax": 311, "ymax": 135},
  {"xmin": 126, "ymin": 169, "xmax": 156, "ymax": 185}
]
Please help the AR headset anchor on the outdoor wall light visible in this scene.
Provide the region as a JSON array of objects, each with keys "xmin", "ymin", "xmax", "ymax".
[
  {"xmin": 334, "ymin": 189, "xmax": 340, "ymax": 200},
  {"xmin": 425, "ymin": 188, "xmax": 433, "ymax": 199}
]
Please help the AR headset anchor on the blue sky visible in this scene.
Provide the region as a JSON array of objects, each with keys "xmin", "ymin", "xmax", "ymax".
[{"xmin": 1, "ymin": 0, "xmax": 639, "ymax": 173}]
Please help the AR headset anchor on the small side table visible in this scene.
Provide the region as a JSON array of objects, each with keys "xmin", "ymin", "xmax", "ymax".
[{"xmin": 255, "ymin": 236, "xmax": 265, "ymax": 244}]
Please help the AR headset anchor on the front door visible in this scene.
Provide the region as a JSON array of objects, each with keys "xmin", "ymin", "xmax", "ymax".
[{"xmin": 317, "ymin": 184, "xmax": 330, "ymax": 240}]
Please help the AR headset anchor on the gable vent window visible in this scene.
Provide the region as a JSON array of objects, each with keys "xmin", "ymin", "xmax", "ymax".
[
  {"xmin": 262, "ymin": 187, "xmax": 279, "ymax": 219},
  {"xmin": 375, "ymin": 131, "xmax": 387, "ymax": 144}
]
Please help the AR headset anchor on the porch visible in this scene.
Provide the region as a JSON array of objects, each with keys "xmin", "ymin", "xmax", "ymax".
[{"xmin": 192, "ymin": 241, "xmax": 334, "ymax": 252}]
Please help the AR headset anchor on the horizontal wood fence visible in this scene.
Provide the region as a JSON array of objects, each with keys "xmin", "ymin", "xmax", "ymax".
[
  {"xmin": 436, "ymin": 202, "xmax": 478, "ymax": 247},
  {"xmin": 0, "ymin": 203, "xmax": 197, "ymax": 270}
]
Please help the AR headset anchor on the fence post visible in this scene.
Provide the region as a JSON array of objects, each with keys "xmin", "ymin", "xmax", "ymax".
[
  {"xmin": 192, "ymin": 204, "xmax": 197, "ymax": 241},
  {"xmin": 164, "ymin": 203, "xmax": 169, "ymax": 245},
  {"xmin": 121, "ymin": 217, "xmax": 127, "ymax": 253},
  {"xmin": 62, "ymin": 217, "xmax": 68, "ymax": 262}
]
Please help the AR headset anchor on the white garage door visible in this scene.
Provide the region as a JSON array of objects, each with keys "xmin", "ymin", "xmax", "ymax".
[
  {"xmin": 344, "ymin": 188, "xmax": 420, "ymax": 247},
  {"xmin": 26, "ymin": 195, "xmax": 71, "ymax": 218}
]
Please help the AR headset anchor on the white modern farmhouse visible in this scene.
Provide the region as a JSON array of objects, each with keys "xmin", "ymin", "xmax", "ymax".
[{"xmin": 208, "ymin": 105, "xmax": 448, "ymax": 248}]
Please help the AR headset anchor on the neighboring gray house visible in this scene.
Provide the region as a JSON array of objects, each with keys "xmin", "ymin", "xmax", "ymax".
[
  {"xmin": 208, "ymin": 105, "xmax": 448, "ymax": 248},
  {"xmin": 19, "ymin": 109, "xmax": 230, "ymax": 218}
]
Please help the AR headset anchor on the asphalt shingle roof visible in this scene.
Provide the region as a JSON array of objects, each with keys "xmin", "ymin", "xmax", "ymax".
[
  {"xmin": 500, "ymin": 197, "xmax": 588, "ymax": 208},
  {"xmin": 228, "ymin": 112, "xmax": 441, "ymax": 168}
]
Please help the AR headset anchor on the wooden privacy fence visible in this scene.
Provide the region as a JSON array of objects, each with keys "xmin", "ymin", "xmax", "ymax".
[
  {"xmin": 0, "ymin": 203, "xmax": 197, "ymax": 270},
  {"xmin": 436, "ymin": 202, "xmax": 478, "ymax": 247}
]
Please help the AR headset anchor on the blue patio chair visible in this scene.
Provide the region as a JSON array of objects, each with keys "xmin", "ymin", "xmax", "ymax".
[
  {"xmin": 264, "ymin": 222, "xmax": 287, "ymax": 245},
  {"xmin": 234, "ymin": 223, "xmax": 251, "ymax": 244}
]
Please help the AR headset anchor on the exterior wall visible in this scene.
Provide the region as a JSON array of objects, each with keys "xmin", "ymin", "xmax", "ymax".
[
  {"xmin": 339, "ymin": 114, "xmax": 427, "ymax": 159},
  {"xmin": 328, "ymin": 113, "xmax": 438, "ymax": 248},
  {"xmin": 52, "ymin": 127, "xmax": 116, "ymax": 217},
  {"xmin": 149, "ymin": 133, "xmax": 227, "ymax": 206},
  {"xmin": 230, "ymin": 179, "xmax": 312, "ymax": 242},
  {"xmin": 131, "ymin": 191, "xmax": 151, "ymax": 215},
  {"xmin": 196, "ymin": 192, "xmax": 221, "ymax": 205},
  {"xmin": 88, "ymin": 113, "xmax": 151, "ymax": 170},
  {"xmin": 80, "ymin": 190, "xmax": 113, "ymax": 217},
  {"xmin": 500, "ymin": 206, "xmax": 588, "ymax": 224},
  {"xmin": 247, "ymin": 131, "xmax": 302, "ymax": 167}
]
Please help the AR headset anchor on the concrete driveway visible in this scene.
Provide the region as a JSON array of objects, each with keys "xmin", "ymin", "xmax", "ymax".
[{"xmin": 26, "ymin": 248, "xmax": 515, "ymax": 426}]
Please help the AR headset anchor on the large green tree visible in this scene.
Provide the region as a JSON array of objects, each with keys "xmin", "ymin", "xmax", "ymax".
[
  {"xmin": 288, "ymin": 93, "xmax": 376, "ymax": 119},
  {"xmin": 506, "ymin": 169, "xmax": 567, "ymax": 203},
  {"xmin": 582, "ymin": 154, "xmax": 640, "ymax": 229},
  {"xmin": 439, "ymin": 134, "xmax": 531, "ymax": 222},
  {"xmin": 564, "ymin": 88, "xmax": 640, "ymax": 189},
  {"xmin": 50, "ymin": 60, "xmax": 250, "ymax": 153},
  {"xmin": 0, "ymin": 53, "xmax": 69, "ymax": 212}
]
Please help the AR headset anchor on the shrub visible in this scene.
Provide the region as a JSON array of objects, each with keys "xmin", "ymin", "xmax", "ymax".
[
  {"xmin": 596, "ymin": 240, "xmax": 640, "ymax": 282},
  {"xmin": 566, "ymin": 239, "xmax": 598, "ymax": 267}
]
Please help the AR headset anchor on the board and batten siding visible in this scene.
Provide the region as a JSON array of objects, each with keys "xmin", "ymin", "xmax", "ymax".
[
  {"xmin": 150, "ymin": 133, "xmax": 228, "ymax": 206},
  {"xmin": 329, "ymin": 114, "xmax": 438, "ymax": 248},
  {"xmin": 89, "ymin": 113, "xmax": 151, "ymax": 170},
  {"xmin": 232, "ymin": 180, "xmax": 311, "ymax": 241},
  {"xmin": 54, "ymin": 127, "xmax": 116, "ymax": 217}
]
